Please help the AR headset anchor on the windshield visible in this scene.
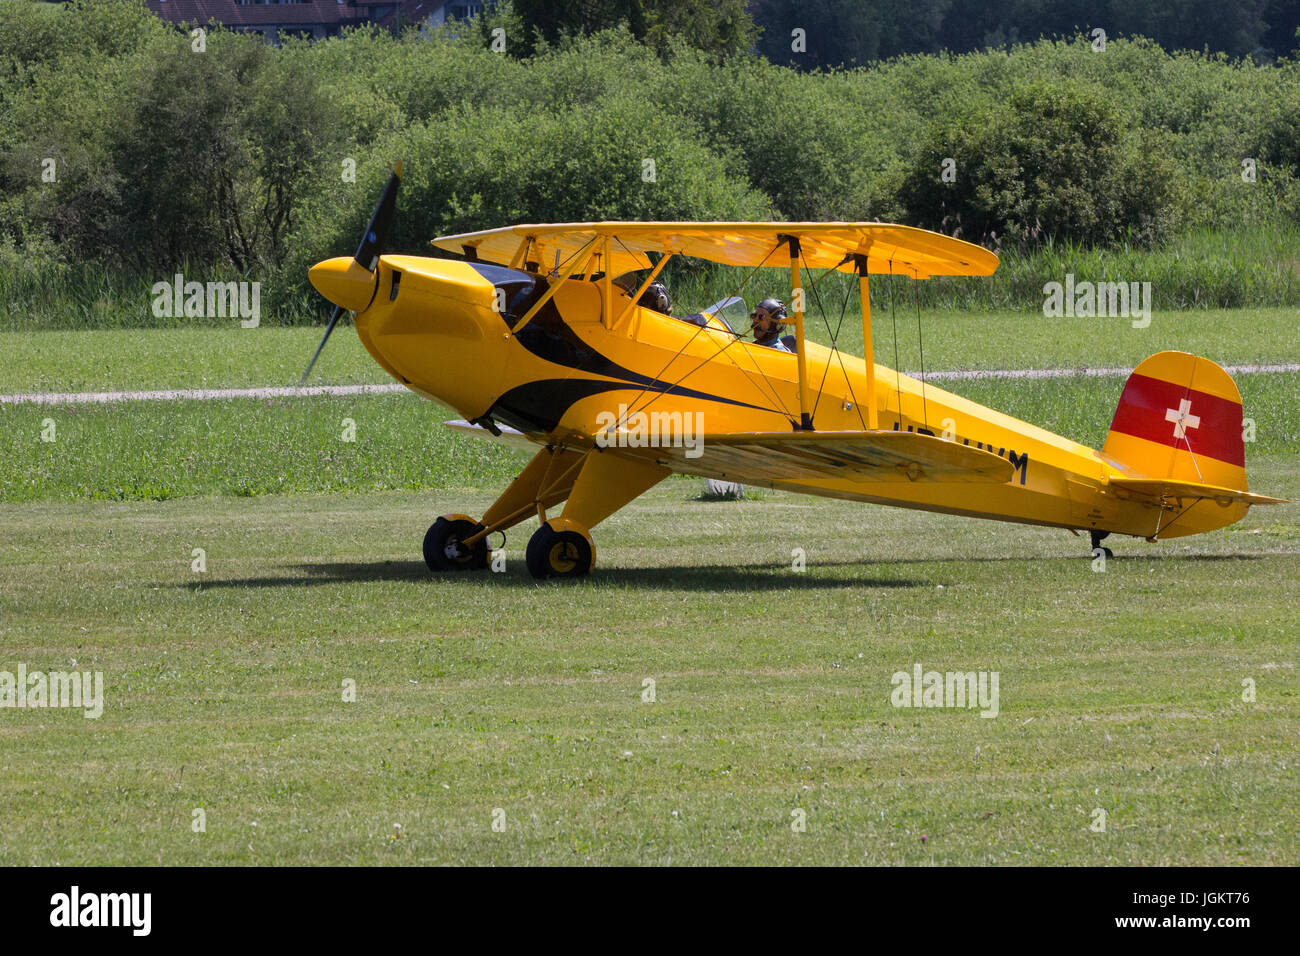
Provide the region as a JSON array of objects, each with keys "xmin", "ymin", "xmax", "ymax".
[{"xmin": 698, "ymin": 296, "xmax": 747, "ymax": 335}]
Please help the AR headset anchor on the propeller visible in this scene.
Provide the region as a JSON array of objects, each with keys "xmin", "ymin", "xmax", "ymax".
[{"xmin": 301, "ymin": 162, "xmax": 403, "ymax": 384}]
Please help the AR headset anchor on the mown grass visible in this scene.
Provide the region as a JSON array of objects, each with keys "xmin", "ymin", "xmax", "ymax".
[
  {"xmin": 2, "ymin": 306, "xmax": 1295, "ymax": 505},
  {"xmin": 841, "ymin": 306, "xmax": 1300, "ymax": 373},
  {"xmin": 0, "ymin": 324, "xmax": 384, "ymax": 394},
  {"xmin": 2, "ymin": 305, "xmax": 1298, "ymax": 397},
  {"xmin": 0, "ymin": 394, "xmax": 530, "ymax": 502},
  {"xmin": 0, "ymin": 470, "xmax": 1295, "ymax": 865},
  {"xmin": 946, "ymin": 373, "xmax": 1300, "ymax": 455},
  {"xmin": 3, "ymin": 373, "xmax": 1296, "ymax": 504}
]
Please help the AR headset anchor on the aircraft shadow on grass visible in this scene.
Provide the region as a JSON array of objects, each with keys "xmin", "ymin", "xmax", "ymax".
[
  {"xmin": 162, "ymin": 551, "xmax": 1264, "ymax": 593},
  {"xmin": 170, "ymin": 560, "xmax": 920, "ymax": 591},
  {"xmin": 831, "ymin": 552, "xmax": 1269, "ymax": 566}
]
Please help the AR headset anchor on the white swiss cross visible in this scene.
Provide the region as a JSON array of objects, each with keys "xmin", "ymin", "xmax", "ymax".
[{"xmin": 1165, "ymin": 398, "xmax": 1201, "ymax": 440}]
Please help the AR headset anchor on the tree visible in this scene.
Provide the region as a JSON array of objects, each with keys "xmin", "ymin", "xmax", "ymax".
[
  {"xmin": 511, "ymin": 0, "xmax": 756, "ymax": 57},
  {"xmin": 752, "ymin": 0, "xmax": 887, "ymax": 69},
  {"xmin": 751, "ymin": 0, "xmax": 1279, "ymax": 69}
]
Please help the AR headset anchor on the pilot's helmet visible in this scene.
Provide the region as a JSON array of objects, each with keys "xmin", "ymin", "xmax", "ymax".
[
  {"xmin": 754, "ymin": 297, "xmax": 787, "ymax": 325},
  {"xmin": 638, "ymin": 281, "xmax": 673, "ymax": 316}
]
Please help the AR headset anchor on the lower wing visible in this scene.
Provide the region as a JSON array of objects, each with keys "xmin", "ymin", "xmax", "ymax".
[{"xmin": 600, "ymin": 429, "xmax": 1014, "ymax": 484}]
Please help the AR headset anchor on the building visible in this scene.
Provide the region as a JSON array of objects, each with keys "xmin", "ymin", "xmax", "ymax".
[{"xmin": 144, "ymin": 1, "xmax": 486, "ymax": 43}]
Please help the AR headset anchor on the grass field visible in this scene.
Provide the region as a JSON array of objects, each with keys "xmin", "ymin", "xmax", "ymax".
[
  {"xmin": 0, "ymin": 309, "xmax": 1296, "ymax": 865},
  {"xmin": 3, "ymin": 311, "xmax": 1297, "ymax": 502},
  {"xmin": 2, "ymin": 306, "xmax": 1298, "ymax": 394},
  {"xmin": 1, "ymin": 478, "xmax": 1296, "ymax": 865}
]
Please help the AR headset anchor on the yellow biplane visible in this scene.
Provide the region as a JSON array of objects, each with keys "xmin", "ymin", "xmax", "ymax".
[{"xmin": 305, "ymin": 167, "xmax": 1285, "ymax": 579}]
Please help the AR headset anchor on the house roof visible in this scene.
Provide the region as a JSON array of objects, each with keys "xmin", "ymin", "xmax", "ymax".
[
  {"xmin": 145, "ymin": 1, "xmax": 454, "ymax": 27},
  {"xmin": 145, "ymin": 1, "xmax": 346, "ymax": 26}
]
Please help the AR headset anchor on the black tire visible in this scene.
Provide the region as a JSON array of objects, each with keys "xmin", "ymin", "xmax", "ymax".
[
  {"xmin": 423, "ymin": 517, "xmax": 488, "ymax": 572},
  {"xmin": 525, "ymin": 524, "xmax": 593, "ymax": 579}
]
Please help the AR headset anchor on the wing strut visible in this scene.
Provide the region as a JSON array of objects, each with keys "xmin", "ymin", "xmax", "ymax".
[
  {"xmin": 781, "ymin": 234, "xmax": 814, "ymax": 430},
  {"xmin": 854, "ymin": 253, "xmax": 878, "ymax": 429},
  {"xmin": 509, "ymin": 236, "xmax": 599, "ymax": 334}
]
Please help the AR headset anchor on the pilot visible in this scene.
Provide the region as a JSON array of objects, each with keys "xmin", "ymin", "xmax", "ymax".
[
  {"xmin": 629, "ymin": 276, "xmax": 712, "ymax": 328},
  {"xmin": 617, "ymin": 273, "xmax": 715, "ymax": 329},
  {"xmin": 638, "ymin": 280, "xmax": 673, "ymax": 316},
  {"xmin": 750, "ymin": 298, "xmax": 792, "ymax": 351}
]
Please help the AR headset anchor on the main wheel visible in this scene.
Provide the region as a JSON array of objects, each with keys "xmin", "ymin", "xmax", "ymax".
[
  {"xmin": 423, "ymin": 515, "xmax": 488, "ymax": 572},
  {"xmin": 526, "ymin": 523, "xmax": 594, "ymax": 579}
]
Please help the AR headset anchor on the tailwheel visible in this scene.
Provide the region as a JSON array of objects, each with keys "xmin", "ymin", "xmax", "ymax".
[
  {"xmin": 526, "ymin": 520, "xmax": 595, "ymax": 580},
  {"xmin": 1090, "ymin": 530, "xmax": 1114, "ymax": 559},
  {"xmin": 424, "ymin": 513, "xmax": 488, "ymax": 572}
]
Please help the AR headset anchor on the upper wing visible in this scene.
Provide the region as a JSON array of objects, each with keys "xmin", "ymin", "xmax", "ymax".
[
  {"xmin": 607, "ymin": 430, "xmax": 1014, "ymax": 484},
  {"xmin": 431, "ymin": 222, "xmax": 999, "ymax": 279},
  {"xmin": 1107, "ymin": 477, "xmax": 1288, "ymax": 505}
]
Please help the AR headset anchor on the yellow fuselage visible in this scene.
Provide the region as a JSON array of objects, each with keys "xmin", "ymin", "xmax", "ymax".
[{"xmin": 349, "ymin": 254, "xmax": 1245, "ymax": 541}]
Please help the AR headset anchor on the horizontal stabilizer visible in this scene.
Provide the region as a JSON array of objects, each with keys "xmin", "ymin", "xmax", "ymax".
[
  {"xmin": 612, "ymin": 430, "xmax": 1014, "ymax": 484},
  {"xmin": 1107, "ymin": 477, "xmax": 1287, "ymax": 506}
]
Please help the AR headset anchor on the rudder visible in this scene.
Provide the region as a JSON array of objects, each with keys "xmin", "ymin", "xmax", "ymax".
[{"xmin": 1102, "ymin": 351, "xmax": 1248, "ymax": 491}]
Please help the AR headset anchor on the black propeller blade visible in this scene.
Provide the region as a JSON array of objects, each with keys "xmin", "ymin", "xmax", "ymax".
[
  {"xmin": 352, "ymin": 161, "xmax": 403, "ymax": 272},
  {"xmin": 300, "ymin": 304, "xmax": 346, "ymax": 387},
  {"xmin": 301, "ymin": 162, "xmax": 403, "ymax": 385}
]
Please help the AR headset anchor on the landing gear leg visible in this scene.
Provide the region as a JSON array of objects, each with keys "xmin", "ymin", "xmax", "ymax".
[
  {"xmin": 423, "ymin": 446, "xmax": 586, "ymax": 575},
  {"xmin": 1090, "ymin": 530, "xmax": 1113, "ymax": 559},
  {"xmin": 524, "ymin": 451, "xmax": 670, "ymax": 580}
]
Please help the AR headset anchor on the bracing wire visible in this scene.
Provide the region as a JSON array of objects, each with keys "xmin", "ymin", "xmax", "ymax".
[
  {"xmin": 889, "ymin": 261, "xmax": 902, "ymax": 428},
  {"xmin": 552, "ymin": 234, "xmax": 601, "ymax": 276},
  {"xmin": 804, "ymin": 256, "xmax": 867, "ymax": 432},
  {"xmin": 914, "ymin": 268, "xmax": 929, "ymax": 433},
  {"xmin": 614, "ymin": 241, "xmax": 798, "ymax": 429},
  {"xmin": 807, "ymin": 265, "xmax": 848, "ymax": 417},
  {"xmin": 523, "ymin": 235, "xmax": 604, "ymax": 420}
]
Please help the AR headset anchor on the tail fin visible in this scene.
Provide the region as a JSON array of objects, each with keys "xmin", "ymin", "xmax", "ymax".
[{"xmin": 1102, "ymin": 351, "xmax": 1247, "ymax": 490}]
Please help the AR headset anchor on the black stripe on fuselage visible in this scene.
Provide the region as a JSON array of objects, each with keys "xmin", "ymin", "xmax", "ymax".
[{"xmin": 467, "ymin": 262, "xmax": 784, "ymax": 431}]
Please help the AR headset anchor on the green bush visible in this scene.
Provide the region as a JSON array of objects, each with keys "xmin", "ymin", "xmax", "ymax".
[{"xmin": 897, "ymin": 79, "xmax": 1189, "ymax": 247}]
